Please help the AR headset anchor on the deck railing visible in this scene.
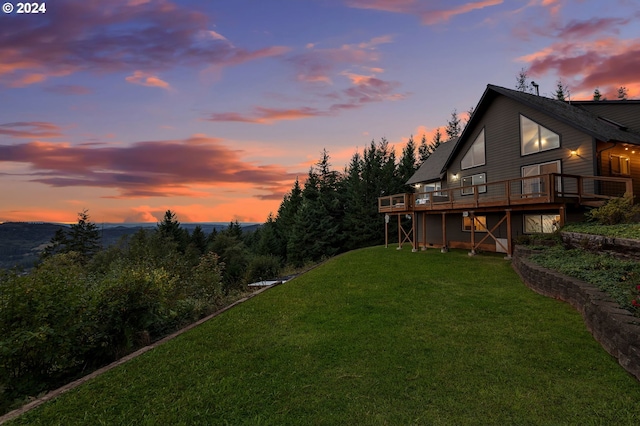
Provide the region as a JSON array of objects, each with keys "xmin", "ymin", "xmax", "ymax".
[{"xmin": 378, "ymin": 174, "xmax": 633, "ymax": 213}]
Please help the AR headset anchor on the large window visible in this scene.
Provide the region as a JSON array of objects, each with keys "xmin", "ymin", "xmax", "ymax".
[
  {"xmin": 463, "ymin": 215, "xmax": 487, "ymax": 232},
  {"xmin": 461, "ymin": 173, "xmax": 486, "ymax": 195},
  {"xmin": 524, "ymin": 214, "xmax": 560, "ymax": 233},
  {"xmin": 610, "ymin": 155, "xmax": 630, "ymax": 176},
  {"xmin": 520, "ymin": 115, "xmax": 560, "ymax": 155},
  {"xmin": 521, "ymin": 160, "xmax": 561, "ymax": 196},
  {"xmin": 461, "ymin": 129, "xmax": 485, "ymax": 169},
  {"xmin": 415, "ymin": 181, "xmax": 441, "ymax": 204}
]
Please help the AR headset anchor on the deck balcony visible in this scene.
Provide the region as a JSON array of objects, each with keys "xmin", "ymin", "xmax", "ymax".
[{"xmin": 378, "ymin": 174, "xmax": 633, "ymax": 214}]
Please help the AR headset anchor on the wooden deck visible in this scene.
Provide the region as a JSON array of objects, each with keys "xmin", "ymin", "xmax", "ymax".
[{"xmin": 379, "ymin": 173, "xmax": 633, "ymax": 214}]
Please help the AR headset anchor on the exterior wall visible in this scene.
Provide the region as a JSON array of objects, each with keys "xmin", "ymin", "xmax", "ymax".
[
  {"xmin": 415, "ymin": 210, "xmax": 560, "ymax": 252},
  {"xmin": 578, "ymin": 102, "xmax": 640, "ymax": 134},
  {"xmin": 597, "ymin": 141, "xmax": 640, "ymax": 197},
  {"xmin": 442, "ymin": 95, "xmax": 597, "ymax": 193}
]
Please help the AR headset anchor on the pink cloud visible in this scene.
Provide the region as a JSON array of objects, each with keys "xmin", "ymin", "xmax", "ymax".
[
  {"xmin": 521, "ymin": 37, "xmax": 640, "ymax": 98},
  {"xmin": 0, "ymin": 0, "xmax": 288, "ymax": 87},
  {"xmin": 347, "ymin": 0, "xmax": 504, "ymax": 25},
  {"xmin": 206, "ymin": 73, "xmax": 407, "ymax": 124},
  {"xmin": 125, "ymin": 71, "xmax": 171, "ymax": 90},
  {"xmin": 289, "ymin": 35, "xmax": 391, "ymax": 83},
  {"xmin": 0, "ymin": 122, "xmax": 63, "ymax": 139},
  {"xmin": 0, "ymin": 135, "xmax": 299, "ymax": 199}
]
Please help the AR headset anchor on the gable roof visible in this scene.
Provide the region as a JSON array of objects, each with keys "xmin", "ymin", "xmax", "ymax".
[
  {"xmin": 443, "ymin": 85, "xmax": 640, "ymax": 168},
  {"xmin": 406, "ymin": 139, "xmax": 456, "ymax": 185},
  {"xmin": 484, "ymin": 85, "xmax": 640, "ymax": 145}
]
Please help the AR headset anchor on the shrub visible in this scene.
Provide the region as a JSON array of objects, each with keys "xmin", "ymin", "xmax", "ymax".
[
  {"xmin": 244, "ymin": 254, "xmax": 281, "ymax": 284},
  {"xmin": 0, "ymin": 253, "xmax": 91, "ymax": 407},
  {"xmin": 586, "ymin": 193, "xmax": 640, "ymax": 225}
]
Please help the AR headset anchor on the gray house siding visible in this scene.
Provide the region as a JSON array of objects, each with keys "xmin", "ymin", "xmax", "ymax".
[{"xmin": 445, "ymin": 95, "xmax": 597, "ymax": 195}]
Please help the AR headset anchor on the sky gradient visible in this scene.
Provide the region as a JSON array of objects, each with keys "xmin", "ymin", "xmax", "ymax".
[{"xmin": 1, "ymin": 0, "xmax": 639, "ymax": 224}]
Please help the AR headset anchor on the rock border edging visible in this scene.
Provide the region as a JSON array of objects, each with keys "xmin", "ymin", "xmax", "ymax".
[{"xmin": 512, "ymin": 245, "xmax": 640, "ymax": 381}]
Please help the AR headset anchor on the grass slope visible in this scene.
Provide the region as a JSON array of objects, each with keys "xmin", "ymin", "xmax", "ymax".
[{"xmin": 8, "ymin": 247, "xmax": 640, "ymax": 425}]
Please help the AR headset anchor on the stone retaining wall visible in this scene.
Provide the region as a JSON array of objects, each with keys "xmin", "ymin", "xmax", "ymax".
[
  {"xmin": 561, "ymin": 231, "xmax": 640, "ymax": 261},
  {"xmin": 512, "ymin": 245, "xmax": 640, "ymax": 381}
]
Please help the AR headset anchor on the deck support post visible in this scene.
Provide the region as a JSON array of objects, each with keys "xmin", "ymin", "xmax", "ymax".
[
  {"xmin": 506, "ymin": 209, "xmax": 512, "ymax": 259},
  {"xmin": 421, "ymin": 213, "xmax": 427, "ymax": 250},
  {"xmin": 411, "ymin": 213, "xmax": 418, "ymax": 252},
  {"xmin": 397, "ymin": 214, "xmax": 402, "ymax": 250},
  {"xmin": 469, "ymin": 211, "xmax": 476, "ymax": 256},
  {"xmin": 384, "ymin": 214, "xmax": 389, "ymax": 248},
  {"xmin": 441, "ymin": 212, "xmax": 448, "ymax": 253}
]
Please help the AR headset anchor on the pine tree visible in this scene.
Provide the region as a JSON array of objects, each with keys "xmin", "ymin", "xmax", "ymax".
[
  {"xmin": 618, "ymin": 86, "xmax": 628, "ymax": 100},
  {"xmin": 555, "ymin": 80, "xmax": 567, "ymax": 101},
  {"xmin": 515, "ymin": 67, "xmax": 531, "ymax": 92},
  {"xmin": 418, "ymin": 133, "xmax": 431, "ymax": 165},
  {"xmin": 593, "ymin": 88, "xmax": 602, "ymax": 101},
  {"xmin": 432, "ymin": 128, "xmax": 443, "ymax": 150},
  {"xmin": 190, "ymin": 225, "xmax": 207, "ymax": 255},
  {"xmin": 66, "ymin": 209, "xmax": 101, "ymax": 261},
  {"xmin": 398, "ymin": 135, "xmax": 418, "ymax": 185},
  {"xmin": 445, "ymin": 109, "xmax": 461, "ymax": 141},
  {"xmin": 157, "ymin": 210, "xmax": 187, "ymax": 252}
]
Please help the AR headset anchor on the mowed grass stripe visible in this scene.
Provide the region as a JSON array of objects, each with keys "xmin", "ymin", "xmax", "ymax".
[{"xmin": 8, "ymin": 247, "xmax": 640, "ymax": 425}]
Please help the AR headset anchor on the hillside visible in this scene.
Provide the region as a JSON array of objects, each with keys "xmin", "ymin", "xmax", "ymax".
[{"xmin": 7, "ymin": 247, "xmax": 640, "ymax": 425}]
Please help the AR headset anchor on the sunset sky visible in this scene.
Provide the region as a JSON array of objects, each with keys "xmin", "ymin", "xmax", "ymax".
[{"xmin": 1, "ymin": 0, "xmax": 639, "ymax": 224}]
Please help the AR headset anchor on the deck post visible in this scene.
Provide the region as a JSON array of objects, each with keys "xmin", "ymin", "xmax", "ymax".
[
  {"xmin": 441, "ymin": 212, "xmax": 448, "ymax": 253},
  {"xmin": 421, "ymin": 213, "xmax": 427, "ymax": 251},
  {"xmin": 412, "ymin": 213, "xmax": 418, "ymax": 252},
  {"xmin": 384, "ymin": 214, "xmax": 389, "ymax": 248},
  {"xmin": 397, "ymin": 214, "xmax": 402, "ymax": 250},
  {"xmin": 559, "ymin": 206, "xmax": 565, "ymax": 228},
  {"xmin": 469, "ymin": 211, "xmax": 476, "ymax": 256},
  {"xmin": 506, "ymin": 209, "xmax": 512, "ymax": 259}
]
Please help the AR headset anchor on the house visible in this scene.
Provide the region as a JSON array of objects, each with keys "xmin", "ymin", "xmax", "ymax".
[{"xmin": 379, "ymin": 84, "xmax": 640, "ymax": 256}]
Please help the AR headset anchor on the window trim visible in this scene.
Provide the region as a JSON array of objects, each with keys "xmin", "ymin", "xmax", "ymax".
[
  {"xmin": 520, "ymin": 114, "xmax": 561, "ymax": 156},
  {"xmin": 463, "ymin": 215, "xmax": 487, "ymax": 232},
  {"xmin": 460, "ymin": 128, "xmax": 486, "ymax": 170},
  {"xmin": 610, "ymin": 154, "xmax": 631, "ymax": 176},
  {"xmin": 461, "ymin": 173, "xmax": 487, "ymax": 196},
  {"xmin": 523, "ymin": 214, "xmax": 560, "ymax": 234}
]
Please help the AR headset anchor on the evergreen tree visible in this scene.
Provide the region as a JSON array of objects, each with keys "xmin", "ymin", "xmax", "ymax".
[
  {"xmin": 618, "ymin": 86, "xmax": 628, "ymax": 100},
  {"xmin": 515, "ymin": 67, "xmax": 531, "ymax": 92},
  {"xmin": 593, "ymin": 88, "xmax": 602, "ymax": 101},
  {"xmin": 66, "ymin": 209, "xmax": 101, "ymax": 261},
  {"xmin": 432, "ymin": 128, "xmax": 444, "ymax": 150},
  {"xmin": 445, "ymin": 109, "xmax": 461, "ymax": 141},
  {"xmin": 189, "ymin": 225, "xmax": 207, "ymax": 255},
  {"xmin": 398, "ymin": 135, "xmax": 418, "ymax": 185},
  {"xmin": 418, "ymin": 133, "xmax": 431, "ymax": 165},
  {"xmin": 41, "ymin": 228, "xmax": 69, "ymax": 259},
  {"xmin": 555, "ymin": 80, "xmax": 567, "ymax": 101}
]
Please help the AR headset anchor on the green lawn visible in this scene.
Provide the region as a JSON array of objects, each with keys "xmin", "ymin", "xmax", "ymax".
[{"xmin": 8, "ymin": 247, "xmax": 640, "ymax": 425}]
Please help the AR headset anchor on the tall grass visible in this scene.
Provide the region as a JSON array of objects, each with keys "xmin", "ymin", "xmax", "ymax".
[{"xmin": 7, "ymin": 247, "xmax": 640, "ymax": 425}]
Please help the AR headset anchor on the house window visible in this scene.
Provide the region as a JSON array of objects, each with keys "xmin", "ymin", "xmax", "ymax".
[
  {"xmin": 463, "ymin": 215, "xmax": 487, "ymax": 232},
  {"xmin": 461, "ymin": 173, "xmax": 486, "ymax": 195},
  {"xmin": 520, "ymin": 115, "xmax": 560, "ymax": 155},
  {"xmin": 610, "ymin": 155, "xmax": 630, "ymax": 176},
  {"xmin": 415, "ymin": 181, "xmax": 441, "ymax": 204},
  {"xmin": 461, "ymin": 129, "xmax": 485, "ymax": 169},
  {"xmin": 521, "ymin": 160, "xmax": 561, "ymax": 196},
  {"xmin": 524, "ymin": 214, "xmax": 560, "ymax": 233}
]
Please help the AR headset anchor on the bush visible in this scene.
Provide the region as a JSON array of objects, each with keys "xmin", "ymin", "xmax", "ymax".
[
  {"xmin": 0, "ymin": 253, "xmax": 91, "ymax": 409},
  {"xmin": 244, "ymin": 254, "xmax": 281, "ymax": 284},
  {"xmin": 586, "ymin": 193, "xmax": 640, "ymax": 225}
]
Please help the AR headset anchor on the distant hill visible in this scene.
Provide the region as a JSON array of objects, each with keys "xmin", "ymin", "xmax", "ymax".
[{"xmin": 0, "ymin": 222, "xmax": 262, "ymax": 270}]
